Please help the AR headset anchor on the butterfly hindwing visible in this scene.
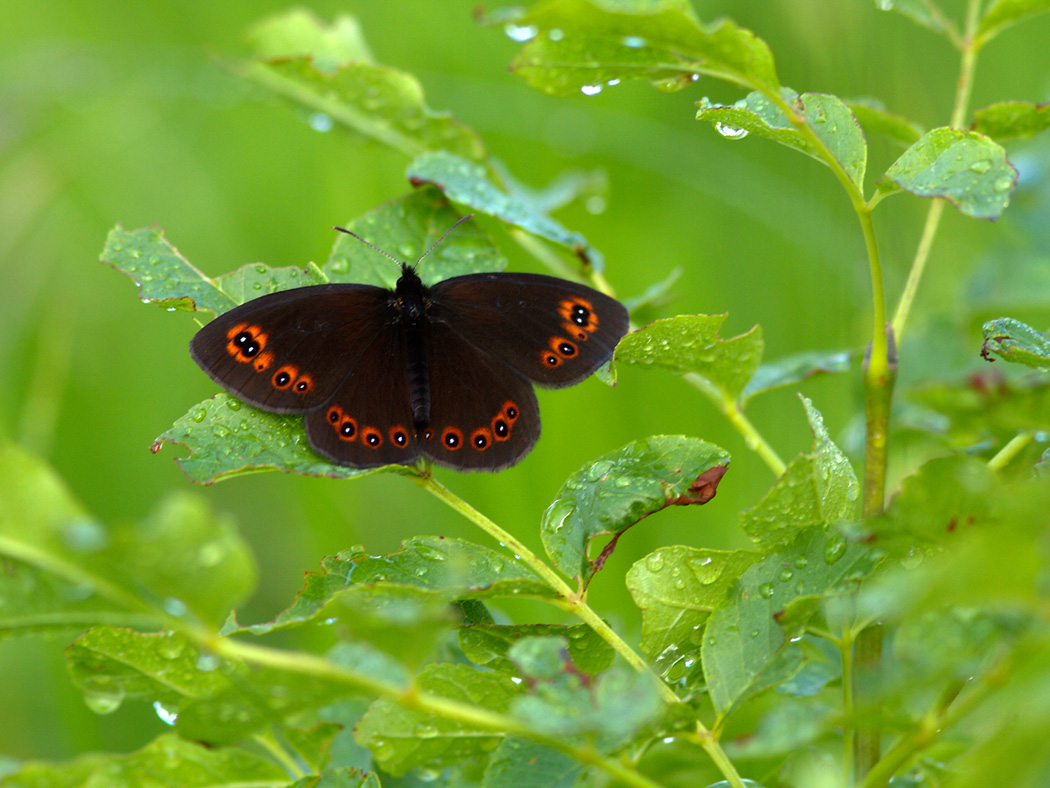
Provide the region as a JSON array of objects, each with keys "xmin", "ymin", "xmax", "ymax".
[
  {"xmin": 420, "ymin": 320, "xmax": 540, "ymax": 471},
  {"xmin": 189, "ymin": 284, "xmax": 392, "ymax": 414},
  {"xmin": 303, "ymin": 322, "xmax": 420, "ymax": 468},
  {"xmin": 428, "ymin": 273, "xmax": 629, "ymax": 388}
]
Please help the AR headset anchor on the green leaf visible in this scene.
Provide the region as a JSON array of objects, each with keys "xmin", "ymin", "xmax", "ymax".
[
  {"xmin": 235, "ymin": 12, "xmax": 485, "ymax": 160},
  {"xmin": 981, "ymin": 318, "xmax": 1050, "ymax": 368},
  {"xmin": 977, "ymin": 0, "xmax": 1050, "ymax": 45},
  {"xmin": 626, "ymin": 546, "xmax": 760, "ymax": 680},
  {"xmin": 702, "ymin": 529, "xmax": 881, "ymax": 715},
  {"xmin": 284, "ymin": 770, "xmax": 381, "ymax": 788},
  {"xmin": 285, "ymin": 722, "xmax": 345, "ymax": 773},
  {"xmin": 0, "ymin": 734, "xmax": 286, "ymax": 788},
  {"xmin": 326, "ymin": 189, "xmax": 505, "ymax": 286},
  {"xmin": 741, "ymin": 349, "xmax": 853, "ymax": 403},
  {"xmin": 225, "ymin": 537, "xmax": 555, "ymax": 637},
  {"xmin": 615, "ymin": 314, "xmax": 763, "ymax": 402},
  {"xmin": 66, "ymin": 627, "xmax": 233, "ymax": 715},
  {"xmin": 724, "ymin": 698, "xmax": 836, "ymax": 760},
  {"xmin": 459, "ymin": 623, "xmax": 614, "ymax": 676},
  {"xmin": 846, "ymin": 97, "xmax": 925, "ymax": 146},
  {"xmin": 541, "ymin": 436, "xmax": 731, "ymax": 580},
  {"xmin": 482, "ymin": 737, "xmax": 581, "ymax": 788},
  {"xmin": 495, "ymin": 0, "xmax": 779, "ymax": 95},
  {"xmin": 740, "ymin": 398, "xmax": 859, "ymax": 550},
  {"xmin": 355, "ymin": 664, "xmax": 522, "ymax": 776},
  {"xmin": 154, "ymin": 394, "xmax": 397, "ymax": 484},
  {"xmin": 871, "ymin": 0, "xmax": 949, "ymax": 34},
  {"xmin": 910, "ymin": 376, "xmax": 1050, "ymax": 448},
  {"xmin": 880, "ymin": 127, "xmax": 1017, "ymax": 220},
  {"xmin": 101, "ymin": 225, "xmax": 328, "ymax": 316},
  {"xmin": 0, "ymin": 444, "xmax": 257, "ymax": 633},
  {"xmin": 972, "ymin": 100, "xmax": 1050, "ymax": 140},
  {"xmin": 247, "ymin": 8, "xmax": 373, "ymax": 70},
  {"xmin": 508, "ymin": 640, "xmax": 663, "ymax": 746},
  {"xmin": 407, "ymin": 151, "xmax": 605, "ymax": 270},
  {"xmin": 697, "ymin": 89, "xmax": 867, "ymax": 190}
]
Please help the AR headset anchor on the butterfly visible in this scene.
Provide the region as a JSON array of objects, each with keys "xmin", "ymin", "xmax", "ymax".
[{"xmin": 189, "ymin": 219, "xmax": 629, "ymax": 471}]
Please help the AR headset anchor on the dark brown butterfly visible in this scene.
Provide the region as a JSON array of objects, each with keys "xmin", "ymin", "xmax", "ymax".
[{"xmin": 190, "ymin": 222, "xmax": 629, "ymax": 471}]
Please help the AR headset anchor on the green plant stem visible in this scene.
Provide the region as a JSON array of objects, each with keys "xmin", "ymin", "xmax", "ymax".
[
  {"xmin": 765, "ymin": 73, "xmax": 898, "ymax": 784},
  {"xmin": 416, "ymin": 475, "xmax": 670, "ymax": 694},
  {"xmin": 211, "ymin": 636, "xmax": 668, "ymax": 788},
  {"xmin": 892, "ymin": 0, "xmax": 982, "ymax": 343},
  {"xmin": 840, "ymin": 629, "xmax": 856, "ymax": 784},
  {"xmin": 253, "ymin": 731, "xmax": 306, "ymax": 780},
  {"xmin": 861, "ymin": 678, "xmax": 970, "ymax": 788},
  {"xmin": 415, "ymin": 474, "xmax": 748, "ymax": 788},
  {"xmin": 683, "ymin": 372, "xmax": 787, "ymax": 477},
  {"xmin": 988, "ymin": 431, "xmax": 1035, "ymax": 472}
]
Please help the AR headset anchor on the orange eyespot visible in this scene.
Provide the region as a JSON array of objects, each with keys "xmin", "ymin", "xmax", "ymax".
[
  {"xmin": 253, "ymin": 351, "xmax": 274, "ymax": 372},
  {"xmin": 491, "ymin": 415, "xmax": 511, "ymax": 441},
  {"xmin": 548, "ymin": 336, "xmax": 578, "ymax": 358},
  {"xmin": 226, "ymin": 323, "xmax": 268, "ymax": 362},
  {"xmin": 336, "ymin": 414, "xmax": 358, "ymax": 442},
  {"xmin": 441, "ymin": 427, "xmax": 464, "ymax": 450},
  {"xmin": 390, "ymin": 426, "xmax": 410, "ymax": 448},
  {"xmin": 292, "ymin": 374, "xmax": 314, "ymax": 395},
  {"xmin": 543, "ymin": 351, "xmax": 562, "ymax": 367},
  {"xmin": 557, "ymin": 297, "xmax": 598, "ymax": 333},
  {"xmin": 470, "ymin": 427, "xmax": 492, "ymax": 451},
  {"xmin": 501, "ymin": 401, "xmax": 520, "ymax": 424},
  {"xmin": 272, "ymin": 365, "xmax": 299, "ymax": 389},
  {"xmin": 361, "ymin": 427, "xmax": 383, "ymax": 448}
]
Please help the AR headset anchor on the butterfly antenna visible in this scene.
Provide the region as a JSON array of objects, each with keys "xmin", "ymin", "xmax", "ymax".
[
  {"xmin": 333, "ymin": 213, "xmax": 475, "ymax": 271},
  {"xmin": 332, "ymin": 225, "xmax": 406, "ymax": 267},
  {"xmin": 417, "ymin": 213, "xmax": 475, "ymax": 265}
]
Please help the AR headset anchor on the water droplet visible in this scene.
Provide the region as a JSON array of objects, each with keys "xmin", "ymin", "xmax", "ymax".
[
  {"xmin": 255, "ymin": 264, "xmax": 267, "ymax": 274},
  {"xmin": 993, "ymin": 176, "xmax": 1013, "ymax": 193},
  {"xmin": 645, "ymin": 552, "xmax": 665, "ymax": 573},
  {"xmin": 163, "ymin": 597, "xmax": 188, "ymax": 617},
  {"xmin": 212, "ymin": 424, "xmax": 230, "ymax": 438},
  {"xmin": 794, "ymin": 556, "xmax": 808, "ymax": 569},
  {"xmin": 824, "ymin": 535, "xmax": 847, "ymax": 564},
  {"xmin": 504, "ymin": 23, "xmax": 538, "ymax": 42},
  {"xmin": 758, "ymin": 582, "xmax": 774, "ymax": 599},
  {"xmin": 581, "ymin": 84, "xmax": 603, "ymax": 96},
  {"xmin": 969, "ymin": 159, "xmax": 992, "ymax": 174},
  {"xmin": 715, "ymin": 122, "xmax": 748, "ymax": 139},
  {"xmin": 62, "ymin": 518, "xmax": 108, "ymax": 553},
  {"xmin": 191, "ymin": 408, "xmax": 206, "ymax": 423},
  {"xmin": 548, "ymin": 28, "xmax": 564, "ymax": 42},
  {"xmin": 621, "ymin": 35, "xmax": 646, "ymax": 48},
  {"xmin": 82, "ymin": 680, "xmax": 125, "ymax": 715},
  {"xmin": 226, "ymin": 399, "xmax": 242, "ymax": 411},
  {"xmin": 153, "ymin": 700, "xmax": 179, "ymax": 725},
  {"xmin": 308, "ymin": 112, "xmax": 333, "ymax": 132},
  {"xmin": 779, "ymin": 568, "xmax": 794, "ymax": 582},
  {"xmin": 196, "ymin": 653, "xmax": 222, "ymax": 672}
]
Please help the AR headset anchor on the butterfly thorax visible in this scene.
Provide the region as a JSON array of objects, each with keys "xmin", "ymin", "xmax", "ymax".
[{"xmin": 395, "ymin": 265, "xmax": 432, "ymax": 427}]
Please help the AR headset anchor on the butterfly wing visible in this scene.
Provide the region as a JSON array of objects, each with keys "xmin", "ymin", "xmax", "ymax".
[
  {"xmin": 303, "ymin": 323, "xmax": 420, "ymax": 468},
  {"xmin": 428, "ymin": 273, "xmax": 629, "ymax": 388},
  {"xmin": 420, "ymin": 321, "xmax": 540, "ymax": 471},
  {"xmin": 189, "ymin": 284, "xmax": 393, "ymax": 414}
]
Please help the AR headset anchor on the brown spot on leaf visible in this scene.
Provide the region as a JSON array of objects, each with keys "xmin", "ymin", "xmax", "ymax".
[{"xmin": 666, "ymin": 464, "xmax": 728, "ymax": 506}]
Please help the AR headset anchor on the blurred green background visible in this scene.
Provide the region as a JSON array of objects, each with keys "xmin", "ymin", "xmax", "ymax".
[{"xmin": 2, "ymin": 0, "xmax": 1048, "ymax": 764}]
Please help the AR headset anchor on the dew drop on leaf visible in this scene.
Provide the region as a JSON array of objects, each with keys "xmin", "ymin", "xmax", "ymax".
[
  {"xmin": 82, "ymin": 681, "xmax": 126, "ymax": 715},
  {"xmin": 715, "ymin": 122, "xmax": 749, "ymax": 139}
]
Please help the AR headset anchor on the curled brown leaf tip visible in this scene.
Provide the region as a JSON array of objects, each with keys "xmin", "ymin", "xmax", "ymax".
[{"xmin": 666, "ymin": 464, "xmax": 728, "ymax": 506}]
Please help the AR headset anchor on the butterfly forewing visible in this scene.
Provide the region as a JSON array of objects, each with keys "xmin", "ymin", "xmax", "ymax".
[
  {"xmin": 428, "ymin": 273, "xmax": 629, "ymax": 388},
  {"xmin": 189, "ymin": 285, "xmax": 392, "ymax": 414},
  {"xmin": 420, "ymin": 321, "xmax": 540, "ymax": 471}
]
